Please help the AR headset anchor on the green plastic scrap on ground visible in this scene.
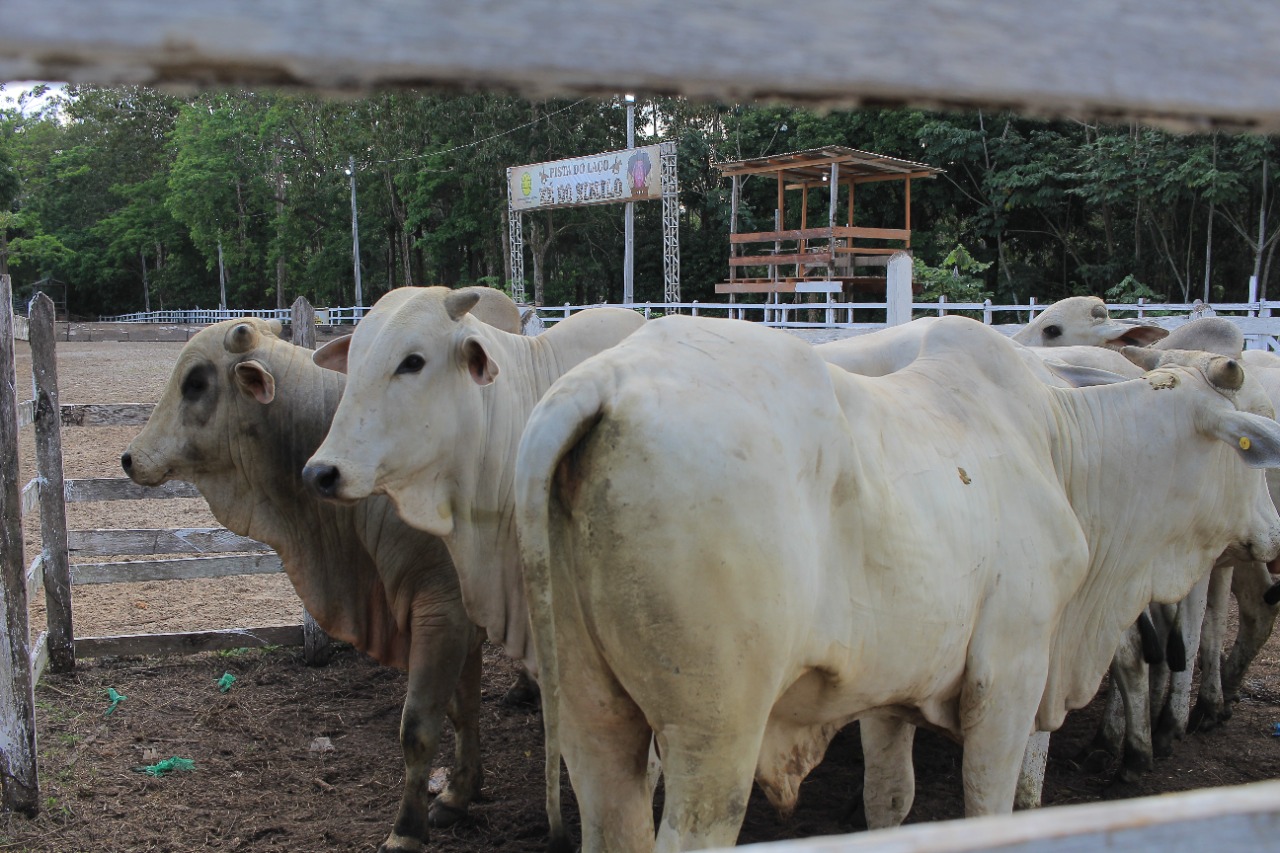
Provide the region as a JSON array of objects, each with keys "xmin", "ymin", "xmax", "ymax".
[
  {"xmin": 104, "ymin": 688, "xmax": 126, "ymax": 717},
  {"xmin": 217, "ymin": 672, "xmax": 236, "ymax": 693},
  {"xmin": 135, "ymin": 756, "xmax": 196, "ymax": 777}
]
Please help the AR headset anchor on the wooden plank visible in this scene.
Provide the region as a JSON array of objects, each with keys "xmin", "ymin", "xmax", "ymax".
[
  {"xmin": 63, "ymin": 477, "xmax": 203, "ymax": 503},
  {"xmin": 715, "ymin": 282, "xmax": 800, "ymax": 294},
  {"xmin": 71, "ymin": 553, "xmax": 283, "ymax": 585},
  {"xmin": 29, "ymin": 633, "xmax": 49, "ymax": 686},
  {"xmin": 0, "ymin": 275, "xmax": 39, "ymax": 815},
  {"xmin": 68, "ymin": 528, "xmax": 271, "ymax": 557},
  {"xmin": 8, "ymin": 2, "xmax": 1280, "ymax": 131},
  {"xmin": 25, "ymin": 554, "xmax": 43, "ymax": 602},
  {"xmin": 76, "ymin": 625, "xmax": 304, "ymax": 659},
  {"xmin": 729, "ymin": 252, "xmax": 834, "ymax": 267},
  {"xmin": 30, "ymin": 294, "xmax": 73, "ymax": 673},
  {"xmin": 833, "ymin": 247, "xmax": 906, "ymax": 255},
  {"xmin": 718, "ymin": 778, "xmax": 1280, "ymax": 853},
  {"xmin": 15, "ymin": 400, "xmax": 34, "ymax": 431},
  {"xmin": 731, "ymin": 228, "xmax": 838, "ymax": 244},
  {"xmin": 847, "ymin": 170, "xmax": 940, "ymax": 186},
  {"xmin": 20, "ymin": 479, "xmax": 39, "ymax": 519},
  {"xmin": 834, "ymin": 226, "xmax": 913, "ymax": 241},
  {"xmin": 59, "ymin": 403, "xmax": 154, "ymax": 427}
]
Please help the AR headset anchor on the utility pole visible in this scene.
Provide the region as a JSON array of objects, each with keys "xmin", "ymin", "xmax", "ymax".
[
  {"xmin": 347, "ymin": 155, "xmax": 364, "ymax": 309},
  {"xmin": 216, "ymin": 240, "xmax": 227, "ymax": 311},
  {"xmin": 623, "ymin": 94, "xmax": 635, "ymax": 305}
]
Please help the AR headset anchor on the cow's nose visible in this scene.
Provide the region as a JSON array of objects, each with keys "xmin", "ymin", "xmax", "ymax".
[
  {"xmin": 303, "ymin": 463, "xmax": 342, "ymax": 499},
  {"xmin": 120, "ymin": 452, "xmax": 133, "ymax": 475}
]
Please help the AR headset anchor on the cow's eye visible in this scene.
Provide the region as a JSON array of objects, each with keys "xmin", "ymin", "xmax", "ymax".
[
  {"xmin": 181, "ymin": 366, "xmax": 210, "ymax": 400},
  {"xmin": 396, "ymin": 354, "xmax": 426, "ymax": 375},
  {"xmin": 1043, "ymin": 324, "xmax": 1062, "ymax": 339}
]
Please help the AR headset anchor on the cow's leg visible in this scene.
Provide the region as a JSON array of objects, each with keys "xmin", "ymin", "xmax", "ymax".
[
  {"xmin": 859, "ymin": 715, "xmax": 916, "ymax": 828},
  {"xmin": 431, "ymin": 636, "xmax": 484, "ymax": 825},
  {"xmin": 1014, "ymin": 731, "xmax": 1050, "ymax": 810},
  {"xmin": 1191, "ymin": 564, "xmax": 1233, "ymax": 731},
  {"xmin": 653, "ymin": 720, "xmax": 763, "ymax": 853},
  {"xmin": 1154, "ymin": 576, "xmax": 1207, "ymax": 757},
  {"xmin": 501, "ymin": 663, "xmax": 541, "ymax": 706},
  {"xmin": 1223, "ymin": 561, "xmax": 1280, "ymax": 699},
  {"xmin": 952, "ymin": 616, "xmax": 1051, "ymax": 818},
  {"xmin": 379, "ymin": 624, "xmax": 477, "ymax": 853},
  {"xmin": 1108, "ymin": 624, "xmax": 1154, "ymax": 783}
]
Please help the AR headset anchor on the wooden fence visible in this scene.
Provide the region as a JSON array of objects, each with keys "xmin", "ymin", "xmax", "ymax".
[{"xmin": 0, "ymin": 277, "xmax": 330, "ymax": 813}]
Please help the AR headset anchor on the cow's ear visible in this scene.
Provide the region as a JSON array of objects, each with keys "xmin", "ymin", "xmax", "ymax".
[
  {"xmin": 461, "ymin": 336, "xmax": 499, "ymax": 386},
  {"xmin": 266, "ymin": 319, "xmax": 284, "ymax": 337},
  {"xmin": 1209, "ymin": 409, "xmax": 1280, "ymax": 469},
  {"xmin": 233, "ymin": 360, "xmax": 276, "ymax": 404},
  {"xmin": 313, "ymin": 335, "xmax": 352, "ymax": 374}
]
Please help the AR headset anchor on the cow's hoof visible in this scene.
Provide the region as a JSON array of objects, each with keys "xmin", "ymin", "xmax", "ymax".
[
  {"xmin": 1117, "ymin": 752, "xmax": 1152, "ymax": 784},
  {"xmin": 427, "ymin": 799, "xmax": 468, "ymax": 828},
  {"xmin": 1078, "ymin": 748, "xmax": 1113, "ymax": 774},
  {"xmin": 501, "ymin": 677, "xmax": 541, "ymax": 707},
  {"xmin": 1152, "ymin": 733, "xmax": 1175, "ymax": 759},
  {"xmin": 1189, "ymin": 701, "xmax": 1230, "ymax": 732},
  {"xmin": 377, "ymin": 833, "xmax": 425, "ymax": 853}
]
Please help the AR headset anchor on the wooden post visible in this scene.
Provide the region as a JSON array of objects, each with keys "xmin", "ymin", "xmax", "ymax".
[
  {"xmin": 29, "ymin": 294, "xmax": 73, "ymax": 673},
  {"xmin": 289, "ymin": 296, "xmax": 332, "ymax": 666},
  {"xmin": 885, "ymin": 251, "xmax": 913, "ymax": 326},
  {"xmin": 729, "ymin": 175, "xmax": 739, "ymax": 290},
  {"xmin": 828, "ymin": 162, "xmax": 839, "ymax": 285},
  {"xmin": 0, "ymin": 275, "xmax": 40, "ymax": 816},
  {"xmin": 904, "ymin": 178, "xmax": 912, "ymax": 249}
]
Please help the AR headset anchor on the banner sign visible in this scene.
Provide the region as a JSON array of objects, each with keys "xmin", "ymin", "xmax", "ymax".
[{"xmin": 508, "ymin": 143, "xmax": 665, "ymax": 211}]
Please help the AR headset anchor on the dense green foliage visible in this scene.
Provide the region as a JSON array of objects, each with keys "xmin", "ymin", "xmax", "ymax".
[{"xmin": 2, "ymin": 84, "xmax": 1279, "ymax": 317}]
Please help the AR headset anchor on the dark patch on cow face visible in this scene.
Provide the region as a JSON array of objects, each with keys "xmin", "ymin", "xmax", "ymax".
[
  {"xmin": 178, "ymin": 361, "xmax": 221, "ymax": 429},
  {"xmin": 1042, "ymin": 324, "xmax": 1063, "ymax": 340}
]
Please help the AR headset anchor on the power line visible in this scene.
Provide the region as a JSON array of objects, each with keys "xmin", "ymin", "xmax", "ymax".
[{"xmin": 365, "ymin": 98, "xmax": 592, "ymax": 168}]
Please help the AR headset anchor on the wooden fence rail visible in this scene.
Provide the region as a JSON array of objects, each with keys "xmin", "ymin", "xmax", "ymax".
[{"xmin": 0, "ymin": 283, "xmax": 331, "ymax": 815}]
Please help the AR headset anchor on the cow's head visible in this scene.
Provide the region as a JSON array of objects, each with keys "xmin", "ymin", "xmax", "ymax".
[
  {"xmin": 121, "ymin": 317, "xmax": 288, "ymax": 489},
  {"xmin": 304, "ymin": 287, "xmax": 505, "ymax": 537},
  {"xmin": 1013, "ymin": 296, "xmax": 1168, "ymax": 349},
  {"xmin": 1120, "ymin": 345, "xmax": 1280, "ymax": 573}
]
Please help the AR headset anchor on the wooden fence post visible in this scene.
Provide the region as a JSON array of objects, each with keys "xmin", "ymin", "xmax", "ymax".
[
  {"xmin": 290, "ymin": 297, "xmax": 332, "ymax": 666},
  {"xmin": 29, "ymin": 294, "xmax": 73, "ymax": 673},
  {"xmin": 0, "ymin": 275, "xmax": 40, "ymax": 816},
  {"xmin": 885, "ymin": 251, "xmax": 913, "ymax": 326}
]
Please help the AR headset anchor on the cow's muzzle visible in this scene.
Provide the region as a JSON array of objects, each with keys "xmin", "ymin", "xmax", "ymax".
[{"xmin": 302, "ymin": 462, "xmax": 344, "ymax": 501}]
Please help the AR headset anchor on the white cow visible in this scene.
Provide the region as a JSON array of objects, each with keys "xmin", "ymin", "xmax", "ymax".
[
  {"xmin": 301, "ymin": 287, "xmax": 644, "ymax": 848},
  {"xmin": 514, "ymin": 314, "xmax": 1280, "ymax": 852},
  {"xmin": 1010, "ymin": 294, "xmax": 1168, "ymax": 348},
  {"xmin": 121, "ymin": 312, "xmax": 514, "ymax": 853}
]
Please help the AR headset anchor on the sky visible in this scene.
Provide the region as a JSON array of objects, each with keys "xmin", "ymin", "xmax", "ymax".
[{"xmin": 1, "ymin": 81, "xmax": 66, "ymax": 116}]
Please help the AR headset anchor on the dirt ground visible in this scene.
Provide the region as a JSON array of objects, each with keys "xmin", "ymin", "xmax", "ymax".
[{"xmin": 3, "ymin": 338, "xmax": 1280, "ymax": 852}]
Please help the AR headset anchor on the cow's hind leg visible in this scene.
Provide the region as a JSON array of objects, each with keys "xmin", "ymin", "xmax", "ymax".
[
  {"xmin": 1223, "ymin": 561, "xmax": 1280, "ymax": 700},
  {"xmin": 559, "ymin": 663, "xmax": 655, "ymax": 853},
  {"xmin": 1191, "ymin": 565, "xmax": 1233, "ymax": 731},
  {"xmin": 430, "ymin": 636, "xmax": 484, "ymax": 826}
]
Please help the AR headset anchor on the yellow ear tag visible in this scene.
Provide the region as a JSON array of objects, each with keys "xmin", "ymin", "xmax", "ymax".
[{"xmin": 1240, "ymin": 436, "xmax": 1252, "ymax": 451}]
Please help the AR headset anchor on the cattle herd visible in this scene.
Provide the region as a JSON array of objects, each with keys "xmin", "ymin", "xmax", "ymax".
[{"xmin": 121, "ymin": 289, "xmax": 1280, "ymax": 853}]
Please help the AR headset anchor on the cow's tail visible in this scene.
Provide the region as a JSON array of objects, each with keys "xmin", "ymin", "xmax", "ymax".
[{"xmin": 515, "ymin": 373, "xmax": 607, "ymax": 853}]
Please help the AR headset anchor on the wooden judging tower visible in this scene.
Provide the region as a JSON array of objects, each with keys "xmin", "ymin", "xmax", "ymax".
[{"xmin": 715, "ymin": 146, "xmax": 942, "ymax": 299}]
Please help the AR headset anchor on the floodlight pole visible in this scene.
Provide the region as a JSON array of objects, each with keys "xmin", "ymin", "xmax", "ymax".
[
  {"xmin": 624, "ymin": 94, "xmax": 636, "ymax": 305},
  {"xmin": 348, "ymin": 156, "xmax": 364, "ymax": 309}
]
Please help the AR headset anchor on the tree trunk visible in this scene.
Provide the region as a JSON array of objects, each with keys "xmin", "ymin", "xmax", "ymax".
[{"xmin": 141, "ymin": 249, "xmax": 151, "ymax": 313}]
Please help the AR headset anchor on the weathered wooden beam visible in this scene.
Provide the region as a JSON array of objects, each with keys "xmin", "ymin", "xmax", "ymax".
[
  {"xmin": 68, "ymin": 528, "xmax": 270, "ymax": 557},
  {"xmin": 71, "ymin": 553, "xmax": 283, "ymax": 585},
  {"xmin": 290, "ymin": 295, "xmax": 331, "ymax": 667},
  {"xmin": 0, "ymin": 275, "xmax": 39, "ymax": 816},
  {"xmin": 59, "ymin": 403, "xmax": 154, "ymax": 427},
  {"xmin": 716, "ymin": 778, "xmax": 1280, "ymax": 853},
  {"xmin": 77, "ymin": 625, "xmax": 304, "ymax": 659},
  {"xmin": 63, "ymin": 477, "xmax": 202, "ymax": 502},
  {"xmin": 729, "ymin": 252, "xmax": 834, "ymax": 267},
  {"xmin": 30, "ymin": 294, "xmax": 74, "ymax": 673},
  {"xmin": 15, "ymin": 400, "xmax": 33, "ymax": 432}
]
